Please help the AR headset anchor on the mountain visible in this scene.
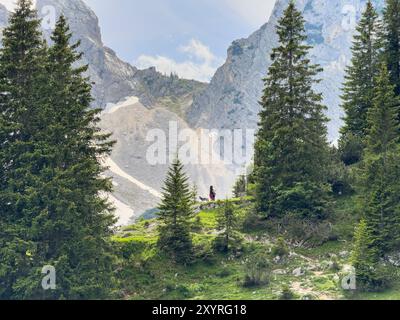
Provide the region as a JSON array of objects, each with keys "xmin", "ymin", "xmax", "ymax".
[
  {"xmin": 34, "ymin": 0, "xmax": 222, "ymax": 223},
  {"xmin": 36, "ymin": 0, "xmax": 206, "ymax": 110},
  {"xmin": 0, "ymin": 0, "xmax": 220, "ymax": 223},
  {"xmin": 4, "ymin": 0, "xmax": 232, "ymax": 224},
  {"xmin": 187, "ymin": 0, "xmax": 385, "ymax": 142}
]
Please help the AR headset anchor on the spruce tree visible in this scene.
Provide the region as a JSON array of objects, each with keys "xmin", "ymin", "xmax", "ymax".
[
  {"xmin": 360, "ymin": 64, "xmax": 400, "ymax": 254},
  {"xmin": 0, "ymin": 5, "xmax": 116, "ymax": 299},
  {"xmin": 341, "ymin": 1, "xmax": 383, "ymax": 140},
  {"xmin": 254, "ymin": 2, "xmax": 330, "ymax": 219},
  {"xmin": 39, "ymin": 15, "xmax": 116, "ymax": 299},
  {"xmin": 233, "ymin": 175, "xmax": 247, "ymax": 198},
  {"xmin": 351, "ymin": 219, "xmax": 381, "ymax": 291},
  {"xmin": 158, "ymin": 158, "xmax": 195, "ymax": 263},
  {"xmin": 0, "ymin": 0, "xmax": 49, "ymax": 299},
  {"xmin": 215, "ymin": 200, "xmax": 238, "ymax": 252},
  {"xmin": 383, "ymin": 0, "xmax": 400, "ymax": 97}
]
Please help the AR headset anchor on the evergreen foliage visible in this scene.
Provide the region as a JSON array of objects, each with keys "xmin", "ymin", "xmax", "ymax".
[
  {"xmin": 341, "ymin": 1, "xmax": 383, "ymax": 140},
  {"xmin": 359, "ymin": 64, "xmax": 400, "ymax": 254},
  {"xmin": 351, "ymin": 219, "xmax": 389, "ymax": 291},
  {"xmin": 233, "ymin": 175, "xmax": 247, "ymax": 198},
  {"xmin": 157, "ymin": 158, "xmax": 195, "ymax": 263},
  {"xmin": 215, "ymin": 200, "xmax": 238, "ymax": 253},
  {"xmin": 383, "ymin": 0, "xmax": 400, "ymax": 97},
  {"xmin": 0, "ymin": 1, "xmax": 115, "ymax": 299},
  {"xmin": 254, "ymin": 1, "xmax": 330, "ymax": 220}
]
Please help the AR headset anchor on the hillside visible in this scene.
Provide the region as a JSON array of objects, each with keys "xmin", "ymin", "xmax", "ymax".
[{"xmin": 112, "ymin": 197, "xmax": 400, "ymax": 300}]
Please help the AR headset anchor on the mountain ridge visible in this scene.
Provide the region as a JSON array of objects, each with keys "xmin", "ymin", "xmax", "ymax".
[{"xmin": 187, "ymin": 0, "xmax": 385, "ymax": 142}]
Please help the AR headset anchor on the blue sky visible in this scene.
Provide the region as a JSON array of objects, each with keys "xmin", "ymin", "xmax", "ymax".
[
  {"xmin": 83, "ymin": 0, "xmax": 276, "ymax": 81},
  {"xmin": 0, "ymin": 0, "xmax": 276, "ymax": 81}
]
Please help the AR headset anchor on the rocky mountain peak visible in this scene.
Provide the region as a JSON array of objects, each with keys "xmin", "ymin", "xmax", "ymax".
[{"xmin": 187, "ymin": 0, "xmax": 385, "ymax": 142}]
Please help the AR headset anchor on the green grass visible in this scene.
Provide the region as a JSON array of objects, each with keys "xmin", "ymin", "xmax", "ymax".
[
  {"xmin": 352, "ymin": 285, "xmax": 400, "ymax": 300},
  {"xmin": 112, "ymin": 197, "xmax": 400, "ymax": 301}
]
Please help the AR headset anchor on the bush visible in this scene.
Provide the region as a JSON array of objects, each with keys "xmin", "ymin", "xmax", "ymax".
[
  {"xmin": 266, "ymin": 214, "xmax": 333, "ymax": 247},
  {"xmin": 213, "ymin": 231, "xmax": 243, "ymax": 254},
  {"xmin": 191, "ymin": 216, "xmax": 202, "ymax": 232},
  {"xmin": 242, "ymin": 252, "xmax": 271, "ymax": 288},
  {"xmin": 194, "ymin": 243, "xmax": 217, "ymax": 265},
  {"xmin": 216, "ymin": 267, "xmax": 232, "ymax": 278},
  {"xmin": 279, "ymin": 285, "xmax": 295, "ymax": 300},
  {"xmin": 233, "ymin": 175, "xmax": 247, "ymax": 198},
  {"xmin": 272, "ymin": 237, "xmax": 289, "ymax": 257}
]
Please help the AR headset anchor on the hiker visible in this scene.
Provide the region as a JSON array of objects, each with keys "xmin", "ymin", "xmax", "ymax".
[{"xmin": 209, "ymin": 186, "xmax": 216, "ymax": 201}]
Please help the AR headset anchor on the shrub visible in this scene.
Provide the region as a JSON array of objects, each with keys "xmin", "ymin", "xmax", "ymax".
[
  {"xmin": 272, "ymin": 237, "xmax": 289, "ymax": 257},
  {"xmin": 242, "ymin": 252, "xmax": 271, "ymax": 288},
  {"xmin": 216, "ymin": 267, "xmax": 232, "ymax": 278},
  {"xmin": 266, "ymin": 214, "xmax": 333, "ymax": 247},
  {"xmin": 233, "ymin": 175, "xmax": 247, "ymax": 198},
  {"xmin": 279, "ymin": 285, "xmax": 295, "ymax": 300},
  {"xmin": 194, "ymin": 243, "xmax": 217, "ymax": 265}
]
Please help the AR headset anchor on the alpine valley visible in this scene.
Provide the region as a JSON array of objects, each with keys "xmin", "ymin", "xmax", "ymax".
[{"xmin": 0, "ymin": 0, "xmax": 384, "ymax": 223}]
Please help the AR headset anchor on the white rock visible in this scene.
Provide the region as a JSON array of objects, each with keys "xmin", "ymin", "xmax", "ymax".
[{"xmin": 293, "ymin": 267, "xmax": 305, "ymax": 277}]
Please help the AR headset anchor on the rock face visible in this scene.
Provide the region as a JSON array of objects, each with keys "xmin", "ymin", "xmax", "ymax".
[
  {"xmin": 35, "ymin": 0, "xmax": 206, "ymax": 110},
  {"xmin": 187, "ymin": 0, "xmax": 385, "ymax": 142},
  {"xmin": 100, "ymin": 97, "xmax": 237, "ymax": 222}
]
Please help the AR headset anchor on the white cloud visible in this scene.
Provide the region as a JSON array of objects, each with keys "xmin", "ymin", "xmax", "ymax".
[
  {"xmin": 136, "ymin": 39, "xmax": 223, "ymax": 82},
  {"xmin": 224, "ymin": 0, "xmax": 276, "ymax": 27}
]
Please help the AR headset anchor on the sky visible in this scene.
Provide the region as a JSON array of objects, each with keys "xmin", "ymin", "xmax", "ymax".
[
  {"xmin": 84, "ymin": 0, "xmax": 277, "ymax": 81},
  {"xmin": 0, "ymin": 0, "xmax": 277, "ymax": 82}
]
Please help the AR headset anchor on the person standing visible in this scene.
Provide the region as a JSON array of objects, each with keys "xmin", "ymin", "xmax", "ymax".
[{"xmin": 210, "ymin": 186, "xmax": 216, "ymax": 201}]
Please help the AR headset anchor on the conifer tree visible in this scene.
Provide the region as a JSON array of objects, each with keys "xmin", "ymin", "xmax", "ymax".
[
  {"xmin": 39, "ymin": 15, "xmax": 116, "ymax": 299},
  {"xmin": 383, "ymin": 0, "xmax": 400, "ymax": 97},
  {"xmin": 340, "ymin": 1, "xmax": 383, "ymax": 166},
  {"xmin": 351, "ymin": 219, "xmax": 381, "ymax": 291},
  {"xmin": 233, "ymin": 175, "xmax": 247, "ymax": 198},
  {"xmin": 0, "ymin": 0, "xmax": 50, "ymax": 299},
  {"xmin": 341, "ymin": 1, "xmax": 383, "ymax": 141},
  {"xmin": 158, "ymin": 158, "xmax": 195, "ymax": 263},
  {"xmin": 215, "ymin": 200, "xmax": 238, "ymax": 252},
  {"xmin": 0, "ymin": 4, "xmax": 116, "ymax": 299},
  {"xmin": 360, "ymin": 64, "xmax": 400, "ymax": 254},
  {"xmin": 254, "ymin": 1, "xmax": 330, "ymax": 219}
]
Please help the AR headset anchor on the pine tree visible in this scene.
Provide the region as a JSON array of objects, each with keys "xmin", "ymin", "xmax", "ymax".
[
  {"xmin": 341, "ymin": 1, "xmax": 383, "ymax": 142},
  {"xmin": 383, "ymin": 0, "xmax": 400, "ymax": 97},
  {"xmin": 233, "ymin": 174, "xmax": 247, "ymax": 198},
  {"xmin": 215, "ymin": 200, "xmax": 238, "ymax": 252},
  {"xmin": 254, "ymin": 1, "xmax": 330, "ymax": 219},
  {"xmin": 0, "ymin": 5, "xmax": 116, "ymax": 299},
  {"xmin": 39, "ymin": 15, "xmax": 116, "ymax": 299},
  {"xmin": 158, "ymin": 158, "xmax": 195, "ymax": 263},
  {"xmin": 360, "ymin": 64, "xmax": 400, "ymax": 254},
  {"xmin": 0, "ymin": 0, "xmax": 50, "ymax": 299}
]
